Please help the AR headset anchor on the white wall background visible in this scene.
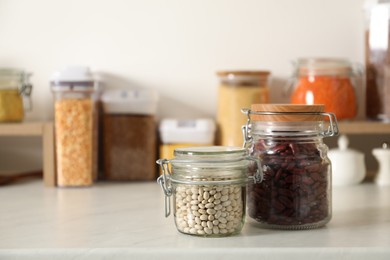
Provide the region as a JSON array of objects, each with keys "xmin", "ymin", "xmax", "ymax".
[{"xmin": 0, "ymin": 0, "xmax": 371, "ymax": 173}]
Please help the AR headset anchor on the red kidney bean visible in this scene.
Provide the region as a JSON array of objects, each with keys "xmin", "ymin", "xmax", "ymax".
[{"xmin": 248, "ymin": 138, "xmax": 330, "ymax": 227}]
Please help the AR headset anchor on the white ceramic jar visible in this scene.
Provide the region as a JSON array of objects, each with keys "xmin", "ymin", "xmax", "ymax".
[
  {"xmin": 328, "ymin": 135, "xmax": 366, "ymax": 186},
  {"xmin": 373, "ymin": 142, "xmax": 390, "ymax": 186}
]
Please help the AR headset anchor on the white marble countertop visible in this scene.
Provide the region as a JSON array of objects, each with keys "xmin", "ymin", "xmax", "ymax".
[{"xmin": 0, "ymin": 181, "xmax": 389, "ymax": 259}]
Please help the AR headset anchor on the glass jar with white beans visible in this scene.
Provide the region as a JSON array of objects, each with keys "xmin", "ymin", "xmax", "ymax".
[{"xmin": 157, "ymin": 146, "xmax": 262, "ymax": 237}]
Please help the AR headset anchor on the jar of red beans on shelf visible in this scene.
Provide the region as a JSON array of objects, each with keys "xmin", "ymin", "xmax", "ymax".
[{"xmin": 242, "ymin": 104, "xmax": 338, "ymax": 229}]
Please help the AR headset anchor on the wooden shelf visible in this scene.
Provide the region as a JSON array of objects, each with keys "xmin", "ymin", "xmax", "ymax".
[
  {"xmin": 336, "ymin": 121, "xmax": 390, "ymax": 134},
  {"xmin": 0, "ymin": 121, "xmax": 55, "ymax": 186}
]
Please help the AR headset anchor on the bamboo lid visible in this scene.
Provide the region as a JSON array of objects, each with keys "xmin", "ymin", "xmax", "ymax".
[
  {"xmin": 250, "ymin": 104, "xmax": 325, "ymax": 122},
  {"xmin": 216, "ymin": 70, "xmax": 270, "ymax": 77}
]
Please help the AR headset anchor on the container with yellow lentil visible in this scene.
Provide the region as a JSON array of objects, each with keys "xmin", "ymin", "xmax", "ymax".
[
  {"xmin": 51, "ymin": 66, "xmax": 97, "ymax": 187},
  {"xmin": 216, "ymin": 70, "xmax": 270, "ymax": 147},
  {"xmin": 0, "ymin": 68, "xmax": 32, "ymax": 122}
]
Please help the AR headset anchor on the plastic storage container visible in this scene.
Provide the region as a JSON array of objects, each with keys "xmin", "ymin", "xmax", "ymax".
[
  {"xmin": 159, "ymin": 119, "xmax": 216, "ymax": 160},
  {"xmin": 157, "ymin": 146, "xmax": 262, "ymax": 237},
  {"xmin": 101, "ymin": 89, "xmax": 158, "ymax": 181},
  {"xmin": 216, "ymin": 70, "xmax": 270, "ymax": 147},
  {"xmin": 0, "ymin": 68, "xmax": 32, "ymax": 122},
  {"xmin": 290, "ymin": 58, "xmax": 359, "ymax": 120},
  {"xmin": 242, "ymin": 104, "xmax": 338, "ymax": 229},
  {"xmin": 51, "ymin": 66, "xmax": 98, "ymax": 187}
]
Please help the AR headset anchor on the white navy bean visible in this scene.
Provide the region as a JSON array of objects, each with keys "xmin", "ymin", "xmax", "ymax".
[
  {"xmin": 205, "ymin": 203, "xmax": 214, "ymax": 209},
  {"xmin": 173, "ymin": 182, "xmax": 244, "ymax": 237},
  {"xmin": 204, "ymin": 227, "xmax": 212, "ymax": 235}
]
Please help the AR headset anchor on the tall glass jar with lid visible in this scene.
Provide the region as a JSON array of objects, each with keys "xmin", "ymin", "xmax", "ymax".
[
  {"xmin": 0, "ymin": 68, "xmax": 32, "ymax": 122},
  {"xmin": 242, "ymin": 104, "xmax": 338, "ymax": 230},
  {"xmin": 157, "ymin": 146, "xmax": 262, "ymax": 237},
  {"xmin": 216, "ymin": 70, "xmax": 270, "ymax": 147},
  {"xmin": 51, "ymin": 66, "xmax": 98, "ymax": 187}
]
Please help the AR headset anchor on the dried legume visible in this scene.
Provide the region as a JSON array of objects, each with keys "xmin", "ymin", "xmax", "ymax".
[
  {"xmin": 248, "ymin": 138, "xmax": 331, "ymax": 228},
  {"xmin": 174, "ymin": 181, "xmax": 245, "ymax": 236}
]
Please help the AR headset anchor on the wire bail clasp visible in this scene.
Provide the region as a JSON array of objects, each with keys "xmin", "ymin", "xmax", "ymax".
[
  {"xmin": 241, "ymin": 108, "xmax": 253, "ymax": 149},
  {"xmin": 156, "ymin": 159, "xmax": 172, "ymax": 217}
]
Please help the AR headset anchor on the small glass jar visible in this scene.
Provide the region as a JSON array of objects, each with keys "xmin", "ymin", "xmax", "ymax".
[
  {"xmin": 51, "ymin": 66, "xmax": 97, "ymax": 187},
  {"xmin": 0, "ymin": 68, "xmax": 32, "ymax": 122},
  {"xmin": 242, "ymin": 104, "xmax": 338, "ymax": 230},
  {"xmin": 157, "ymin": 146, "xmax": 261, "ymax": 237},
  {"xmin": 290, "ymin": 58, "xmax": 359, "ymax": 120},
  {"xmin": 216, "ymin": 70, "xmax": 270, "ymax": 147}
]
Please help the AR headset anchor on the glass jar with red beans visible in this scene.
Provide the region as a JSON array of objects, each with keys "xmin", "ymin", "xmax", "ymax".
[{"xmin": 242, "ymin": 104, "xmax": 338, "ymax": 230}]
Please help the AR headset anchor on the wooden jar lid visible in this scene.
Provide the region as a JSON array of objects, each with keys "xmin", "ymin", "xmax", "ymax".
[
  {"xmin": 250, "ymin": 104, "xmax": 325, "ymax": 122},
  {"xmin": 216, "ymin": 70, "xmax": 270, "ymax": 77}
]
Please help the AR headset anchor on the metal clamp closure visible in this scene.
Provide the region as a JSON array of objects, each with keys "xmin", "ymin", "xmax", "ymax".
[
  {"xmin": 156, "ymin": 159, "xmax": 172, "ymax": 217},
  {"xmin": 241, "ymin": 108, "xmax": 339, "ymax": 138},
  {"xmin": 247, "ymin": 156, "xmax": 263, "ymax": 184}
]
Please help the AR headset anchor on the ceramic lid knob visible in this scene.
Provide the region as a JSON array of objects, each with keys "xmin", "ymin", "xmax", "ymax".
[{"xmin": 338, "ymin": 134, "xmax": 349, "ymax": 150}]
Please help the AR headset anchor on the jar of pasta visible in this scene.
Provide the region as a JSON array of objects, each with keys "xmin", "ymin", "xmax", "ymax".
[
  {"xmin": 51, "ymin": 66, "xmax": 98, "ymax": 187},
  {"xmin": 290, "ymin": 58, "xmax": 359, "ymax": 120},
  {"xmin": 0, "ymin": 68, "xmax": 32, "ymax": 122},
  {"xmin": 216, "ymin": 70, "xmax": 270, "ymax": 147}
]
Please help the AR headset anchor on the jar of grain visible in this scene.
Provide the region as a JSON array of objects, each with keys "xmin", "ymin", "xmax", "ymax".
[
  {"xmin": 0, "ymin": 68, "xmax": 32, "ymax": 122},
  {"xmin": 51, "ymin": 66, "xmax": 98, "ymax": 187},
  {"xmin": 242, "ymin": 104, "xmax": 338, "ymax": 230},
  {"xmin": 101, "ymin": 89, "xmax": 158, "ymax": 181},
  {"xmin": 157, "ymin": 146, "xmax": 262, "ymax": 237},
  {"xmin": 216, "ymin": 70, "xmax": 270, "ymax": 147},
  {"xmin": 290, "ymin": 58, "xmax": 360, "ymax": 120}
]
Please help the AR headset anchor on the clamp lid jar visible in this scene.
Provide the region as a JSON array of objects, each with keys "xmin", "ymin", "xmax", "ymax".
[
  {"xmin": 289, "ymin": 58, "xmax": 359, "ymax": 120},
  {"xmin": 242, "ymin": 104, "xmax": 338, "ymax": 230},
  {"xmin": 0, "ymin": 68, "xmax": 32, "ymax": 122},
  {"xmin": 157, "ymin": 146, "xmax": 262, "ymax": 237}
]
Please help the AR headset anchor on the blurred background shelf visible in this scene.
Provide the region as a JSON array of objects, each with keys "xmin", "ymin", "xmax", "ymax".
[
  {"xmin": 0, "ymin": 122, "xmax": 55, "ymax": 186},
  {"xmin": 337, "ymin": 121, "xmax": 390, "ymax": 134}
]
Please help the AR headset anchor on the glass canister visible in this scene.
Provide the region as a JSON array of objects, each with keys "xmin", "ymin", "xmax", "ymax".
[
  {"xmin": 216, "ymin": 70, "xmax": 270, "ymax": 147},
  {"xmin": 365, "ymin": 1, "xmax": 390, "ymax": 121},
  {"xmin": 290, "ymin": 58, "xmax": 359, "ymax": 120},
  {"xmin": 157, "ymin": 146, "xmax": 262, "ymax": 237},
  {"xmin": 242, "ymin": 104, "xmax": 338, "ymax": 230},
  {"xmin": 51, "ymin": 66, "xmax": 98, "ymax": 187},
  {"xmin": 0, "ymin": 68, "xmax": 32, "ymax": 122}
]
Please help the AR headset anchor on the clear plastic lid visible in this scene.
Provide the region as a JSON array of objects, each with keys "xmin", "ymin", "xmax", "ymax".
[
  {"xmin": 101, "ymin": 89, "xmax": 158, "ymax": 115},
  {"xmin": 159, "ymin": 118, "xmax": 216, "ymax": 144},
  {"xmin": 50, "ymin": 66, "xmax": 95, "ymax": 91}
]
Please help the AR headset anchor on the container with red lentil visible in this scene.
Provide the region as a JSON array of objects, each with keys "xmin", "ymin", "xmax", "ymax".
[
  {"xmin": 51, "ymin": 66, "xmax": 98, "ymax": 187},
  {"xmin": 242, "ymin": 104, "xmax": 338, "ymax": 229},
  {"xmin": 290, "ymin": 58, "xmax": 359, "ymax": 120}
]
